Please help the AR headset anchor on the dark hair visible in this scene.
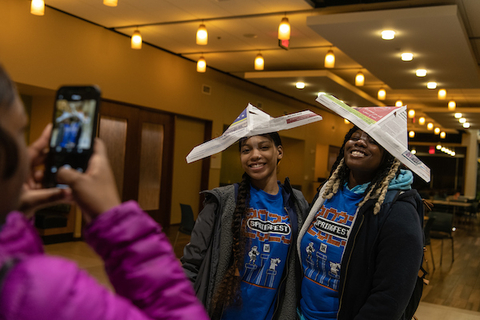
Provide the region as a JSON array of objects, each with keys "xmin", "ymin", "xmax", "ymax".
[
  {"xmin": 211, "ymin": 132, "xmax": 282, "ymax": 316},
  {"xmin": 323, "ymin": 126, "xmax": 401, "ymax": 214},
  {"xmin": 0, "ymin": 64, "xmax": 19, "ymax": 180}
]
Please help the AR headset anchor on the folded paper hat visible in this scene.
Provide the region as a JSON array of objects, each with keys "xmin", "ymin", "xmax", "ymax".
[
  {"xmin": 186, "ymin": 104, "xmax": 322, "ymax": 163},
  {"xmin": 316, "ymin": 93, "xmax": 430, "ymax": 183}
]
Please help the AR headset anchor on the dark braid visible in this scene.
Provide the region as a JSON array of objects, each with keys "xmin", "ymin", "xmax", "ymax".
[
  {"xmin": 323, "ymin": 126, "xmax": 401, "ymax": 214},
  {"xmin": 0, "ymin": 64, "xmax": 19, "ymax": 180},
  {"xmin": 210, "ymin": 173, "xmax": 251, "ymax": 317}
]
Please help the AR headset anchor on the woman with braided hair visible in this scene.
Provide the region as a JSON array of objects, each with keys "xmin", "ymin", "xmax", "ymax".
[
  {"xmin": 297, "ymin": 126, "xmax": 424, "ymax": 320},
  {"xmin": 182, "ymin": 132, "xmax": 308, "ymax": 320}
]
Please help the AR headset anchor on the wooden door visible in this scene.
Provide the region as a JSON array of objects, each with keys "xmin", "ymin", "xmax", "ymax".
[{"xmin": 98, "ymin": 100, "xmax": 174, "ymax": 228}]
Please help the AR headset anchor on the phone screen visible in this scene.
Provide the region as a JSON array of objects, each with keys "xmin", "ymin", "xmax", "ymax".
[{"xmin": 43, "ymin": 86, "xmax": 100, "ymax": 188}]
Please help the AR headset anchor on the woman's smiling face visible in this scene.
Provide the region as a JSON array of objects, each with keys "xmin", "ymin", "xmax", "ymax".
[
  {"xmin": 344, "ymin": 129, "xmax": 385, "ymax": 187},
  {"xmin": 240, "ymin": 135, "xmax": 283, "ymax": 190}
]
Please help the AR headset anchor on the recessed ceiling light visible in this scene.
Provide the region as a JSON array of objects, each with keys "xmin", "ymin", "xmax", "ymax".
[
  {"xmin": 463, "ymin": 123, "xmax": 471, "ymax": 128},
  {"xmin": 381, "ymin": 30, "xmax": 395, "ymax": 40},
  {"xmin": 459, "ymin": 118, "xmax": 466, "ymax": 123},
  {"xmin": 454, "ymin": 113, "xmax": 462, "ymax": 118},
  {"xmin": 416, "ymin": 69, "xmax": 427, "ymax": 77},
  {"xmin": 401, "ymin": 53, "xmax": 413, "ymax": 61},
  {"xmin": 427, "ymin": 82, "xmax": 437, "ymax": 89},
  {"xmin": 296, "ymin": 82, "xmax": 305, "ymax": 89}
]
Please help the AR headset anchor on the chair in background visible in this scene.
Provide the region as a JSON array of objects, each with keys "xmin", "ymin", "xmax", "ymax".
[
  {"xmin": 429, "ymin": 211, "xmax": 455, "ymax": 266},
  {"xmin": 423, "ymin": 216, "xmax": 436, "ymax": 272},
  {"xmin": 173, "ymin": 204, "xmax": 196, "ymax": 248}
]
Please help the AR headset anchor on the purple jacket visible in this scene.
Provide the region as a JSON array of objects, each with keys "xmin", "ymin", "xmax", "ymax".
[{"xmin": 0, "ymin": 201, "xmax": 209, "ymax": 320}]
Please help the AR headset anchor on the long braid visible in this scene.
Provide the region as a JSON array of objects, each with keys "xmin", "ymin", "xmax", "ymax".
[{"xmin": 210, "ymin": 173, "xmax": 250, "ymax": 317}]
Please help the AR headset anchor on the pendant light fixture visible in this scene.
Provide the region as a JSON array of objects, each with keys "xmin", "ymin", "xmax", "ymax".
[
  {"xmin": 448, "ymin": 100, "xmax": 456, "ymax": 111},
  {"xmin": 409, "ymin": 131, "xmax": 415, "ymax": 138},
  {"xmin": 377, "ymin": 88, "xmax": 386, "ymax": 100},
  {"xmin": 31, "ymin": 0, "xmax": 45, "ymax": 16},
  {"xmin": 197, "ymin": 56, "xmax": 206, "ymax": 73},
  {"xmin": 103, "ymin": 0, "xmax": 118, "ymax": 7},
  {"xmin": 408, "ymin": 109, "xmax": 415, "ymax": 118},
  {"xmin": 438, "ymin": 89, "xmax": 447, "ymax": 99},
  {"xmin": 254, "ymin": 53, "xmax": 264, "ymax": 71},
  {"xmin": 395, "ymin": 100, "xmax": 403, "ymax": 107},
  {"xmin": 278, "ymin": 17, "xmax": 290, "ymax": 40},
  {"xmin": 419, "ymin": 117, "xmax": 426, "ymax": 125},
  {"xmin": 131, "ymin": 30, "xmax": 142, "ymax": 49},
  {"xmin": 440, "ymin": 131, "xmax": 446, "ymax": 139},
  {"xmin": 196, "ymin": 24, "xmax": 208, "ymax": 45},
  {"xmin": 324, "ymin": 49, "xmax": 335, "ymax": 68},
  {"xmin": 427, "ymin": 122, "xmax": 434, "ymax": 130},
  {"xmin": 355, "ymin": 71, "xmax": 364, "ymax": 86}
]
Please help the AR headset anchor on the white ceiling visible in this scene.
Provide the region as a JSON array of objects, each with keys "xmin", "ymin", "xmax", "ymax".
[{"xmin": 44, "ymin": 0, "xmax": 480, "ymax": 133}]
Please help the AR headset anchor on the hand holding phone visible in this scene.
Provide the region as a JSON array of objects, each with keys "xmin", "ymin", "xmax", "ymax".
[{"xmin": 43, "ymin": 86, "xmax": 100, "ymax": 188}]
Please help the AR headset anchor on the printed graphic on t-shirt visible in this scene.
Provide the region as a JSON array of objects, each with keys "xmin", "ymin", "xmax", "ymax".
[
  {"xmin": 242, "ymin": 208, "xmax": 291, "ymax": 289},
  {"xmin": 304, "ymin": 205, "xmax": 355, "ymax": 291}
]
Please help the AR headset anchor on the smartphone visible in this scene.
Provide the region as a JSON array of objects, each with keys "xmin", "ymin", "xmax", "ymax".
[{"xmin": 43, "ymin": 85, "xmax": 101, "ymax": 188}]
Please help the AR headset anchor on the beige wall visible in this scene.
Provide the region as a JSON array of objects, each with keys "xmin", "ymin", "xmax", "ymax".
[{"xmin": 1, "ymin": 0, "xmax": 350, "ymax": 220}]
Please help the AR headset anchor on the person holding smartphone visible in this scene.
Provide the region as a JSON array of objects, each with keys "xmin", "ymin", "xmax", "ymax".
[{"xmin": 0, "ymin": 64, "xmax": 208, "ymax": 320}]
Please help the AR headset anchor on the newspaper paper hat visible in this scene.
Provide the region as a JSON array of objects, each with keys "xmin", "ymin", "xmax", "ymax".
[
  {"xmin": 316, "ymin": 93, "xmax": 430, "ymax": 183},
  {"xmin": 186, "ymin": 104, "xmax": 322, "ymax": 163}
]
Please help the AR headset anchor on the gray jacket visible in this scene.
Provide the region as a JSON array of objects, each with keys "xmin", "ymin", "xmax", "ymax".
[{"xmin": 181, "ymin": 179, "xmax": 308, "ymax": 320}]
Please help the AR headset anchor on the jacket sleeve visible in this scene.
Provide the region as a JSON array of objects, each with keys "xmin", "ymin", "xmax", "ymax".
[
  {"xmin": 180, "ymin": 196, "xmax": 219, "ymax": 283},
  {"xmin": 0, "ymin": 201, "xmax": 209, "ymax": 320},
  {"xmin": 354, "ymin": 200, "xmax": 424, "ymax": 320}
]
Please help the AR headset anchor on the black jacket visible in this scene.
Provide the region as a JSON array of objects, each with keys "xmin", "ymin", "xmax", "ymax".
[
  {"xmin": 298, "ymin": 186, "xmax": 424, "ymax": 320},
  {"xmin": 181, "ymin": 178, "xmax": 308, "ymax": 320}
]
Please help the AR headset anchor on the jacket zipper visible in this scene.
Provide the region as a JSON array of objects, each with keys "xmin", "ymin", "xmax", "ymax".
[{"xmin": 337, "ymin": 213, "xmax": 364, "ymax": 318}]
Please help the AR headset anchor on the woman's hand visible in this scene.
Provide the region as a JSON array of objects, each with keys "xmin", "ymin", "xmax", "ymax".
[
  {"xmin": 19, "ymin": 124, "xmax": 71, "ymax": 217},
  {"xmin": 56, "ymin": 138, "xmax": 120, "ymax": 223}
]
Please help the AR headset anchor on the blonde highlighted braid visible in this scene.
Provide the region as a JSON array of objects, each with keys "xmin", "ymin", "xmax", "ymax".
[{"xmin": 322, "ymin": 126, "xmax": 403, "ymax": 215}]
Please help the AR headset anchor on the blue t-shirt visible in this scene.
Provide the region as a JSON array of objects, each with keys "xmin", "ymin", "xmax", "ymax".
[
  {"xmin": 222, "ymin": 183, "xmax": 291, "ymax": 320},
  {"xmin": 299, "ymin": 187, "xmax": 363, "ymax": 320}
]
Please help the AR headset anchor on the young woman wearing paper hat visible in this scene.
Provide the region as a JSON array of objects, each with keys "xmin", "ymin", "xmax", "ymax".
[
  {"xmin": 182, "ymin": 131, "xmax": 309, "ymax": 320},
  {"xmin": 0, "ymin": 64, "xmax": 209, "ymax": 320},
  {"xmin": 297, "ymin": 93, "xmax": 426, "ymax": 320}
]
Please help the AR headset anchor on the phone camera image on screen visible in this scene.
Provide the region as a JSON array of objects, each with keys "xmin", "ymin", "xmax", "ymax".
[{"xmin": 44, "ymin": 86, "xmax": 100, "ymax": 188}]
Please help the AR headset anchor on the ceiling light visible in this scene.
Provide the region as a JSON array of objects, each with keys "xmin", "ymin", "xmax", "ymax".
[
  {"xmin": 197, "ymin": 56, "xmax": 206, "ymax": 73},
  {"xmin": 438, "ymin": 89, "xmax": 447, "ymax": 100},
  {"xmin": 409, "ymin": 131, "xmax": 415, "ymax": 138},
  {"xmin": 196, "ymin": 24, "xmax": 208, "ymax": 45},
  {"xmin": 377, "ymin": 89, "xmax": 386, "ymax": 100},
  {"xmin": 448, "ymin": 100, "xmax": 456, "ymax": 111},
  {"xmin": 131, "ymin": 30, "xmax": 142, "ymax": 49},
  {"xmin": 436, "ymin": 145, "xmax": 442, "ymax": 150},
  {"xmin": 381, "ymin": 30, "xmax": 395, "ymax": 40},
  {"xmin": 434, "ymin": 127, "xmax": 441, "ymax": 134},
  {"xmin": 408, "ymin": 109, "xmax": 415, "ymax": 118},
  {"xmin": 31, "ymin": 0, "xmax": 45, "ymax": 15},
  {"xmin": 427, "ymin": 82, "xmax": 437, "ymax": 89},
  {"xmin": 440, "ymin": 131, "xmax": 446, "ymax": 139},
  {"xmin": 427, "ymin": 122, "xmax": 434, "ymax": 130},
  {"xmin": 395, "ymin": 100, "xmax": 403, "ymax": 107},
  {"xmin": 416, "ymin": 69, "xmax": 427, "ymax": 77},
  {"xmin": 411, "ymin": 149, "xmax": 416, "ymax": 155},
  {"xmin": 296, "ymin": 82, "xmax": 305, "ymax": 89},
  {"xmin": 463, "ymin": 122, "xmax": 470, "ymax": 128},
  {"xmin": 419, "ymin": 117, "xmax": 425, "ymax": 125},
  {"xmin": 254, "ymin": 53, "xmax": 264, "ymax": 70},
  {"xmin": 454, "ymin": 113, "xmax": 462, "ymax": 119},
  {"xmin": 401, "ymin": 53, "xmax": 413, "ymax": 61},
  {"xmin": 103, "ymin": 0, "xmax": 118, "ymax": 6},
  {"xmin": 324, "ymin": 49, "xmax": 335, "ymax": 68},
  {"xmin": 278, "ymin": 17, "xmax": 290, "ymax": 40},
  {"xmin": 459, "ymin": 118, "xmax": 466, "ymax": 124},
  {"xmin": 355, "ymin": 71, "xmax": 364, "ymax": 86}
]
